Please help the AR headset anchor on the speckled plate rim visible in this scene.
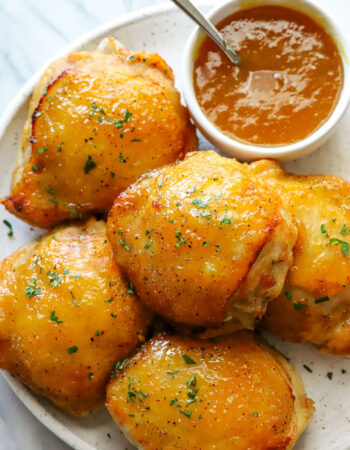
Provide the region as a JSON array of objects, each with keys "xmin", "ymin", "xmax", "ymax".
[{"xmin": 0, "ymin": 2, "xmax": 215, "ymax": 449}]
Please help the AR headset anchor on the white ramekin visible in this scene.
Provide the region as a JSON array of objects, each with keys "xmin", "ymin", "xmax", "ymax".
[{"xmin": 182, "ymin": 0, "xmax": 350, "ymax": 161}]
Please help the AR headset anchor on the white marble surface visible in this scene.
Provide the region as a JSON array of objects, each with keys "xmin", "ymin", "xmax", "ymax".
[{"xmin": 1, "ymin": 0, "xmax": 350, "ymax": 449}]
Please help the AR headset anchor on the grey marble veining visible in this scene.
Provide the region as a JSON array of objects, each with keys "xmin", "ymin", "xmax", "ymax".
[{"xmin": 1, "ymin": 0, "xmax": 350, "ymax": 449}]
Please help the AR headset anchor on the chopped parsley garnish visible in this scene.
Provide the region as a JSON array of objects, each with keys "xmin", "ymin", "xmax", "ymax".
[
  {"xmin": 200, "ymin": 210, "xmax": 211, "ymax": 218},
  {"xmin": 110, "ymin": 359, "xmax": 129, "ymax": 378},
  {"xmin": 327, "ymin": 372, "xmax": 333, "ymax": 380},
  {"xmin": 119, "ymin": 152, "xmax": 126, "ymax": 163},
  {"xmin": 32, "ymin": 165, "xmax": 40, "ymax": 172},
  {"xmin": 105, "ymin": 297, "xmax": 114, "ymax": 303},
  {"xmin": 186, "ymin": 376, "xmax": 197, "ymax": 388},
  {"xmin": 220, "ymin": 204, "xmax": 232, "ymax": 224},
  {"xmin": 127, "ymin": 281, "xmax": 135, "ymax": 295},
  {"xmin": 49, "ymin": 311, "xmax": 63, "ymax": 324},
  {"xmin": 123, "ymin": 109, "xmax": 132, "ymax": 122},
  {"xmin": 67, "ymin": 346, "xmax": 78, "ymax": 354},
  {"xmin": 320, "ymin": 223, "xmax": 327, "ymax": 234},
  {"xmin": 130, "ymin": 138, "xmax": 142, "ymax": 142},
  {"xmin": 120, "ymin": 238, "xmax": 130, "ymax": 251},
  {"xmin": 110, "ymin": 313, "xmax": 117, "ymax": 318},
  {"xmin": 144, "ymin": 240, "xmax": 152, "ymax": 249},
  {"xmin": 128, "ymin": 390, "xmax": 136, "ymax": 402},
  {"xmin": 252, "ymin": 412, "xmax": 259, "ymax": 417},
  {"xmin": 329, "ymin": 238, "xmax": 349, "ymax": 255},
  {"xmin": 3, "ymin": 220, "xmax": 13, "ymax": 237},
  {"xmin": 46, "ymin": 96, "xmax": 53, "ymax": 103},
  {"xmin": 294, "ymin": 303, "xmax": 306, "ymax": 310},
  {"xmin": 175, "ymin": 231, "xmax": 186, "ymax": 248},
  {"xmin": 26, "ymin": 279, "xmax": 41, "ymax": 298},
  {"xmin": 214, "ymin": 192, "xmax": 222, "ymax": 200},
  {"xmin": 110, "ymin": 171, "xmax": 115, "ymax": 178},
  {"xmin": 84, "ymin": 155, "xmax": 96, "ymax": 174},
  {"xmin": 182, "ymin": 354, "xmax": 196, "ymax": 365},
  {"xmin": 284, "ymin": 291, "xmax": 292, "ymax": 300},
  {"xmin": 340, "ymin": 224, "xmax": 350, "ymax": 235},
  {"xmin": 314, "ymin": 296, "xmax": 330, "ymax": 304},
  {"xmin": 49, "ymin": 197, "xmax": 58, "ymax": 205},
  {"xmin": 187, "ymin": 388, "xmax": 199, "ymax": 400},
  {"xmin": 202, "ymin": 241, "xmax": 209, "ymax": 247},
  {"xmin": 166, "ymin": 370, "xmax": 179, "ymax": 379},
  {"xmin": 180, "ymin": 409, "xmax": 192, "ymax": 419},
  {"xmin": 36, "ymin": 147, "xmax": 48, "ymax": 154},
  {"xmin": 57, "ymin": 142, "xmax": 63, "ymax": 152},
  {"xmin": 69, "ymin": 290, "xmax": 77, "ymax": 306},
  {"xmin": 191, "ymin": 199, "xmax": 210, "ymax": 208},
  {"xmin": 45, "ymin": 187, "xmax": 55, "ymax": 195},
  {"xmin": 303, "ymin": 364, "xmax": 313, "ymax": 373},
  {"xmin": 63, "ymin": 269, "xmax": 69, "ymax": 275},
  {"xmin": 170, "ymin": 398, "xmax": 178, "ymax": 406},
  {"xmin": 69, "ymin": 208, "xmax": 82, "ymax": 219}
]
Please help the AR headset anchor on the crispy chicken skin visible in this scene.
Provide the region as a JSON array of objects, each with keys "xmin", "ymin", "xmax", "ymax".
[
  {"xmin": 246, "ymin": 159, "xmax": 350, "ymax": 355},
  {"xmin": 106, "ymin": 332, "xmax": 314, "ymax": 450},
  {"xmin": 0, "ymin": 218, "xmax": 150, "ymax": 416},
  {"xmin": 2, "ymin": 38, "xmax": 197, "ymax": 228},
  {"xmin": 107, "ymin": 151, "xmax": 297, "ymax": 330}
]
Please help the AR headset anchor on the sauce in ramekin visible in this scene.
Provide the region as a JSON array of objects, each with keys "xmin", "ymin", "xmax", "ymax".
[{"xmin": 194, "ymin": 5, "xmax": 344, "ymax": 146}]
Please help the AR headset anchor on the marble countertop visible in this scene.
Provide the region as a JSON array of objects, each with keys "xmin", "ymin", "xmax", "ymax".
[{"xmin": 1, "ymin": 0, "xmax": 350, "ymax": 449}]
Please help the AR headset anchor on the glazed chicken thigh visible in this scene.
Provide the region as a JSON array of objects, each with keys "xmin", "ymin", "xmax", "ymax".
[
  {"xmin": 107, "ymin": 151, "xmax": 297, "ymax": 332},
  {"xmin": 0, "ymin": 218, "xmax": 150, "ymax": 415},
  {"xmin": 247, "ymin": 159, "xmax": 350, "ymax": 355},
  {"xmin": 106, "ymin": 332, "xmax": 314, "ymax": 450},
  {"xmin": 2, "ymin": 38, "xmax": 197, "ymax": 228}
]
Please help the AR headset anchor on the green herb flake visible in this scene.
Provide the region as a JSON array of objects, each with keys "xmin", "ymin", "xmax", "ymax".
[
  {"xmin": 69, "ymin": 207, "xmax": 82, "ymax": 219},
  {"xmin": 200, "ymin": 210, "xmax": 211, "ymax": 218},
  {"xmin": 49, "ymin": 311, "xmax": 63, "ymax": 324},
  {"xmin": 130, "ymin": 138, "xmax": 142, "ymax": 142},
  {"xmin": 110, "ymin": 171, "xmax": 115, "ymax": 178},
  {"xmin": 32, "ymin": 165, "xmax": 41, "ymax": 172},
  {"xmin": 182, "ymin": 354, "xmax": 196, "ymax": 365},
  {"xmin": 84, "ymin": 155, "xmax": 96, "ymax": 174},
  {"xmin": 110, "ymin": 313, "xmax": 117, "ymax": 319},
  {"xmin": 34, "ymin": 111, "xmax": 43, "ymax": 118},
  {"xmin": 119, "ymin": 152, "xmax": 126, "ymax": 163},
  {"xmin": 166, "ymin": 370, "xmax": 179, "ymax": 379},
  {"xmin": 67, "ymin": 345, "xmax": 78, "ymax": 354},
  {"xmin": 110, "ymin": 359, "xmax": 129, "ymax": 378},
  {"xmin": 120, "ymin": 238, "xmax": 130, "ymax": 251},
  {"xmin": 45, "ymin": 187, "xmax": 55, "ymax": 195},
  {"xmin": 170, "ymin": 397, "xmax": 178, "ymax": 406},
  {"xmin": 49, "ymin": 197, "xmax": 58, "ymax": 205},
  {"xmin": 327, "ymin": 371, "xmax": 333, "ymax": 380},
  {"xmin": 340, "ymin": 224, "xmax": 350, "ymax": 235},
  {"xmin": 57, "ymin": 142, "xmax": 63, "ymax": 152},
  {"xmin": 46, "ymin": 96, "xmax": 53, "ymax": 103},
  {"xmin": 191, "ymin": 199, "xmax": 210, "ymax": 208},
  {"xmin": 321, "ymin": 223, "xmax": 327, "ymax": 234},
  {"xmin": 284, "ymin": 291, "xmax": 293, "ymax": 300},
  {"xmin": 329, "ymin": 238, "xmax": 349, "ymax": 255},
  {"xmin": 180, "ymin": 409, "xmax": 192, "ymax": 419},
  {"xmin": 294, "ymin": 303, "xmax": 306, "ymax": 310},
  {"xmin": 144, "ymin": 240, "xmax": 152, "ymax": 249},
  {"xmin": 186, "ymin": 376, "xmax": 197, "ymax": 388},
  {"xmin": 105, "ymin": 297, "xmax": 114, "ymax": 303},
  {"xmin": 123, "ymin": 109, "xmax": 132, "ymax": 123},
  {"xmin": 127, "ymin": 281, "xmax": 135, "ymax": 295},
  {"xmin": 202, "ymin": 241, "xmax": 209, "ymax": 247},
  {"xmin": 303, "ymin": 364, "xmax": 313, "ymax": 373},
  {"xmin": 252, "ymin": 412, "xmax": 259, "ymax": 417},
  {"xmin": 3, "ymin": 220, "xmax": 13, "ymax": 237},
  {"xmin": 69, "ymin": 290, "xmax": 77, "ymax": 307},
  {"xmin": 315, "ymin": 296, "xmax": 330, "ymax": 304},
  {"xmin": 36, "ymin": 147, "xmax": 48, "ymax": 154},
  {"xmin": 26, "ymin": 279, "xmax": 41, "ymax": 298},
  {"xmin": 63, "ymin": 269, "xmax": 69, "ymax": 275}
]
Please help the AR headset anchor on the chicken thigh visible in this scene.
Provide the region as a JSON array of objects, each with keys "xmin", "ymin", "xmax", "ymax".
[
  {"xmin": 248, "ymin": 159, "xmax": 350, "ymax": 355},
  {"xmin": 106, "ymin": 332, "xmax": 314, "ymax": 450},
  {"xmin": 0, "ymin": 218, "xmax": 150, "ymax": 416},
  {"xmin": 107, "ymin": 151, "xmax": 297, "ymax": 332},
  {"xmin": 2, "ymin": 38, "xmax": 197, "ymax": 228}
]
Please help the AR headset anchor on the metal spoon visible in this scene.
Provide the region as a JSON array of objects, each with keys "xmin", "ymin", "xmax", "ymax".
[{"xmin": 171, "ymin": 0, "xmax": 241, "ymax": 65}]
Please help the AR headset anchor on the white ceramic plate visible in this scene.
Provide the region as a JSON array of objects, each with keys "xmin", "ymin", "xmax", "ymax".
[{"xmin": 1, "ymin": 2, "xmax": 350, "ymax": 449}]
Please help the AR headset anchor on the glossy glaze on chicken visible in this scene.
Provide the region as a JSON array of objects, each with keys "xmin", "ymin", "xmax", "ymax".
[{"xmin": 2, "ymin": 38, "xmax": 197, "ymax": 228}]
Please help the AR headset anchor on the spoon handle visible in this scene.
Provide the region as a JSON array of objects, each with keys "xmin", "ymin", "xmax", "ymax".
[{"xmin": 171, "ymin": 0, "xmax": 241, "ymax": 65}]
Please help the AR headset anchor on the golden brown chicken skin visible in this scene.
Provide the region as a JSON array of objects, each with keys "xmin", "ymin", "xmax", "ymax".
[
  {"xmin": 0, "ymin": 218, "xmax": 150, "ymax": 416},
  {"xmin": 107, "ymin": 151, "xmax": 297, "ymax": 331},
  {"xmin": 2, "ymin": 38, "xmax": 197, "ymax": 228},
  {"xmin": 246, "ymin": 159, "xmax": 350, "ymax": 355},
  {"xmin": 106, "ymin": 332, "xmax": 314, "ymax": 450}
]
